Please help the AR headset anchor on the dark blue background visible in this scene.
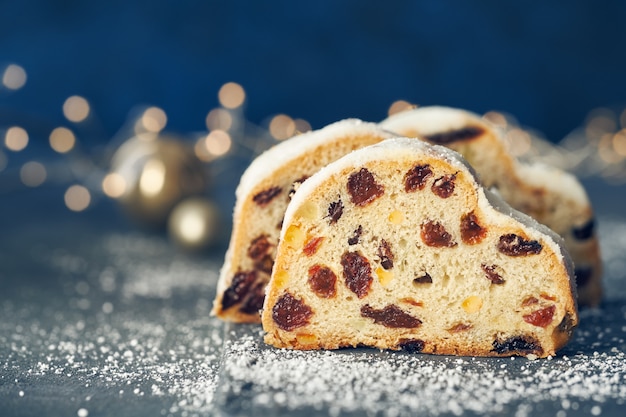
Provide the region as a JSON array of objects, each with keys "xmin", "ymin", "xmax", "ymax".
[{"xmin": 2, "ymin": 0, "xmax": 626, "ymax": 143}]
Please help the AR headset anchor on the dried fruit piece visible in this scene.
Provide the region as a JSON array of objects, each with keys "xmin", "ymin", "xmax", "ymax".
[
  {"xmin": 404, "ymin": 164, "xmax": 433, "ymax": 192},
  {"xmin": 521, "ymin": 296, "xmax": 539, "ymax": 307},
  {"xmin": 348, "ymin": 225, "xmax": 363, "ymax": 245},
  {"xmin": 497, "ymin": 234, "xmax": 542, "ymax": 256},
  {"xmin": 424, "ymin": 126, "xmax": 484, "ymax": 144},
  {"xmin": 360, "ymin": 304, "xmax": 422, "ymax": 328},
  {"xmin": 460, "ymin": 211, "xmax": 487, "ymax": 245},
  {"xmin": 523, "ymin": 305, "xmax": 556, "ymax": 328},
  {"xmin": 377, "ymin": 239, "xmax": 394, "ymax": 270},
  {"xmin": 272, "ymin": 292, "xmax": 313, "ymax": 331},
  {"xmin": 421, "ymin": 220, "xmax": 457, "ymax": 247},
  {"xmin": 398, "ymin": 339, "xmax": 425, "ymax": 353},
  {"xmin": 448, "ymin": 323, "xmax": 472, "ymax": 333},
  {"xmin": 239, "ymin": 282, "xmax": 266, "ymax": 315},
  {"xmin": 248, "ymin": 235, "xmax": 272, "ymax": 261},
  {"xmin": 253, "ymin": 186, "xmax": 282, "ymax": 206},
  {"xmin": 375, "ymin": 267, "xmax": 394, "ymax": 287},
  {"xmin": 557, "ymin": 313, "xmax": 576, "ymax": 336},
  {"xmin": 388, "ymin": 210, "xmax": 404, "ymax": 225},
  {"xmin": 341, "ymin": 251, "xmax": 373, "ymax": 299},
  {"xmin": 222, "ymin": 271, "xmax": 257, "ymax": 310},
  {"xmin": 572, "ymin": 218, "xmax": 595, "ymax": 241},
  {"xmin": 413, "ymin": 272, "xmax": 433, "ymax": 284},
  {"xmin": 308, "ymin": 265, "xmax": 337, "ymax": 298},
  {"xmin": 400, "ymin": 298, "xmax": 423, "ymax": 307},
  {"xmin": 347, "ymin": 168, "xmax": 384, "ymax": 206},
  {"xmin": 540, "ymin": 293, "xmax": 556, "ymax": 301},
  {"xmin": 481, "ymin": 264, "xmax": 505, "ymax": 285},
  {"xmin": 462, "ymin": 296, "xmax": 483, "ymax": 313},
  {"xmin": 288, "ymin": 176, "xmax": 309, "ymax": 199},
  {"xmin": 431, "ymin": 173, "xmax": 457, "ymax": 198},
  {"xmin": 284, "ymin": 224, "xmax": 305, "ymax": 248},
  {"xmin": 492, "ymin": 335, "xmax": 543, "ymax": 355},
  {"xmin": 254, "ymin": 255, "xmax": 274, "ymax": 274},
  {"xmin": 327, "ymin": 199, "xmax": 344, "ymax": 224},
  {"xmin": 303, "ymin": 236, "xmax": 324, "ymax": 257},
  {"xmin": 296, "ymin": 333, "xmax": 318, "ymax": 345}
]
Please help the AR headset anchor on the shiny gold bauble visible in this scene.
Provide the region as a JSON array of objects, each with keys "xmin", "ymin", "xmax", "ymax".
[
  {"xmin": 167, "ymin": 197, "xmax": 221, "ymax": 251},
  {"xmin": 109, "ymin": 134, "xmax": 208, "ymax": 228}
]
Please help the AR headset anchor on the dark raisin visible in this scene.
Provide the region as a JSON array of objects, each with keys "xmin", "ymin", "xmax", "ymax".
[
  {"xmin": 398, "ymin": 339, "xmax": 425, "ymax": 353},
  {"xmin": 253, "ymin": 186, "xmax": 282, "ymax": 206},
  {"xmin": 413, "ymin": 272, "xmax": 433, "ymax": 284},
  {"xmin": 460, "ymin": 212, "xmax": 487, "ymax": 245},
  {"xmin": 341, "ymin": 251, "xmax": 373, "ymax": 299},
  {"xmin": 361, "ymin": 304, "xmax": 422, "ymax": 328},
  {"xmin": 404, "ymin": 164, "xmax": 433, "ymax": 192},
  {"xmin": 303, "ymin": 236, "xmax": 324, "ymax": 257},
  {"xmin": 239, "ymin": 282, "xmax": 266, "ymax": 315},
  {"xmin": 497, "ymin": 234, "xmax": 542, "ymax": 256},
  {"xmin": 308, "ymin": 265, "xmax": 337, "ymax": 298},
  {"xmin": 288, "ymin": 176, "xmax": 309, "ymax": 199},
  {"xmin": 348, "ymin": 225, "xmax": 363, "ymax": 245},
  {"xmin": 248, "ymin": 235, "xmax": 272, "ymax": 261},
  {"xmin": 481, "ymin": 264, "xmax": 505, "ymax": 284},
  {"xmin": 491, "ymin": 335, "xmax": 543, "ymax": 356},
  {"xmin": 424, "ymin": 126, "xmax": 485, "ymax": 144},
  {"xmin": 222, "ymin": 271, "xmax": 257, "ymax": 310},
  {"xmin": 347, "ymin": 168, "xmax": 384, "ymax": 206},
  {"xmin": 575, "ymin": 265, "xmax": 592, "ymax": 287},
  {"xmin": 431, "ymin": 174, "xmax": 457, "ymax": 198},
  {"xmin": 523, "ymin": 305, "xmax": 556, "ymax": 328},
  {"xmin": 377, "ymin": 239, "xmax": 394, "ymax": 270},
  {"xmin": 448, "ymin": 323, "xmax": 472, "ymax": 333},
  {"xmin": 254, "ymin": 255, "xmax": 274, "ymax": 274},
  {"xmin": 421, "ymin": 220, "xmax": 457, "ymax": 247},
  {"xmin": 572, "ymin": 218, "xmax": 595, "ymax": 241},
  {"xmin": 327, "ymin": 199, "xmax": 344, "ymax": 224},
  {"xmin": 272, "ymin": 292, "xmax": 313, "ymax": 331},
  {"xmin": 557, "ymin": 313, "xmax": 576, "ymax": 336}
]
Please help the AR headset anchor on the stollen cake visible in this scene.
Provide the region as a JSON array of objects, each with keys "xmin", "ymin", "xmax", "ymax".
[
  {"xmin": 262, "ymin": 138, "xmax": 578, "ymax": 357},
  {"xmin": 380, "ymin": 106, "xmax": 601, "ymax": 307},
  {"xmin": 213, "ymin": 119, "xmax": 396, "ymax": 323}
]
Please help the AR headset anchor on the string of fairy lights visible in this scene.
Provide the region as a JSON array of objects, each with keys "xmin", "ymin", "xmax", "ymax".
[{"xmin": 2, "ymin": 62, "xmax": 626, "ymax": 250}]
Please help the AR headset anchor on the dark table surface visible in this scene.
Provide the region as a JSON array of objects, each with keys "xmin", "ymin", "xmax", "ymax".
[{"xmin": 1, "ymin": 178, "xmax": 626, "ymax": 417}]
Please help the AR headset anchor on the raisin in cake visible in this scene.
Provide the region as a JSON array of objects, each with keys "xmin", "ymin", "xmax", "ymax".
[
  {"xmin": 262, "ymin": 138, "xmax": 578, "ymax": 357},
  {"xmin": 380, "ymin": 106, "xmax": 601, "ymax": 307},
  {"xmin": 213, "ymin": 120, "xmax": 396, "ymax": 322}
]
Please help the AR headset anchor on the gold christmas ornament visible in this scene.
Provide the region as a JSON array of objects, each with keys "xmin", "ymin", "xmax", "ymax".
[
  {"xmin": 109, "ymin": 134, "xmax": 208, "ymax": 228},
  {"xmin": 167, "ymin": 197, "xmax": 221, "ymax": 251}
]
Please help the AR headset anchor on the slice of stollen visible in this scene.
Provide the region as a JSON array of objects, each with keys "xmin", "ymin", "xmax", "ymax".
[
  {"xmin": 262, "ymin": 138, "xmax": 578, "ymax": 357},
  {"xmin": 212, "ymin": 119, "xmax": 396, "ymax": 323},
  {"xmin": 380, "ymin": 106, "xmax": 601, "ymax": 307}
]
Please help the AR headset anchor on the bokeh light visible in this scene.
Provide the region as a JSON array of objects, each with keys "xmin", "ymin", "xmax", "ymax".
[
  {"xmin": 63, "ymin": 96, "xmax": 91, "ymax": 123},
  {"xmin": 49, "ymin": 127, "xmax": 76, "ymax": 153},
  {"xmin": 64, "ymin": 185, "xmax": 91, "ymax": 211},
  {"xmin": 2, "ymin": 64, "xmax": 27, "ymax": 90},
  {"xmin": 388, "ymin": 100, "xmax": 414, "ymax": 116},
  {"xmin": 141, "ymin": 107, "xmax": 167, "ymax": 132},
  {"xmin": 139, "ymin": 158, "xmax": 166, "ymax": 197},
  {"xmin": 483, "ymin": 111, "xmax": 509, "ymax": 129},
  {"xmin": 504, "ymin": 128, "xmax": 532, "ymax": 157},
  {"xmin": 102, "ymin": 172, "xmax": 127, "ymax": 198},
  {"xmin": 4, "ymin": 126, "xmax": 29, "ymax": 151},
  {"xmin": 205, "ymin": 108, "xmax": 233, "ymax": 131},
  {"xmin": 218, "ymin": 82, "xmax": 246, "ymax": 109},
  {"xmin": 585, "ymin": 108, "xmax": 617, "ymax": 140},
  {"xmin": 269, "ymin": 114, "xmax": 296, "ymax": 140},
  {"xmin": 20, "ymin": 161, "xmax": 47, "ymax": 187},
  {"xmin": 294, "ymin": 118, "xmax": 312, "ymax": 134}
]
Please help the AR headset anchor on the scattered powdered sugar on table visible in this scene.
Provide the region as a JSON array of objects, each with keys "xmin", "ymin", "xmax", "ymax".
[{"xmin": 217, "ymin": 324, "xmax": 626, "ymax": 417}]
